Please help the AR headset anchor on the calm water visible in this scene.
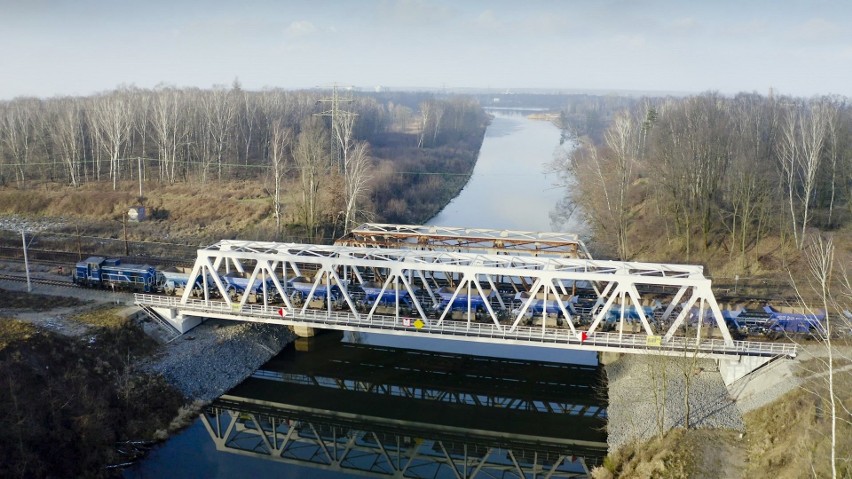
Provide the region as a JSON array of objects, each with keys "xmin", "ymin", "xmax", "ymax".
[
  {"xmin": 429, "ymin": 110, "xmax": 585, "ymax": 234},
  {"xmin": 126, "ymin": 110, "xmax": 603, "ymax": 479}
]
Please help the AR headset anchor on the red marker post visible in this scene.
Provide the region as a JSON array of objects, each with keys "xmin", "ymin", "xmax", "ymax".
[{"xmin": 277, "ymin": 308, "xmax": 287, "ymax": 318}]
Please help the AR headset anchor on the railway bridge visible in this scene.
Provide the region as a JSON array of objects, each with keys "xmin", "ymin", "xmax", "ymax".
[{"xmin": 135, "ymin": 224, "xmax": 797, "ymax": 385}]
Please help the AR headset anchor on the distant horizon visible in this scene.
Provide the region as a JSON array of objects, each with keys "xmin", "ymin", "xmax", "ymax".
[
  {"xmin": 3, "ymin": 0, "xmax": 850, "ymax": 100},
  {"xmin": 0, "ymin": 81, "xmax": 811, "ymax": 102}
]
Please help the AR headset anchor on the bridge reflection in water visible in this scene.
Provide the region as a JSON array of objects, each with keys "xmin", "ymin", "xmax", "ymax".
[{"xmin": 202, "ymin": 332, "xmax": 608, "ymax": 478}]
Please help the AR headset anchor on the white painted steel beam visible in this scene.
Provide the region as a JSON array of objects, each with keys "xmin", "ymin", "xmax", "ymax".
[
  {"xmin": 137, "ymin": 239, "xmax": 800, "ymax": 359},
  {"xmin": 337, "ymin": 222, "xmax": 593, "ymax": 259}
]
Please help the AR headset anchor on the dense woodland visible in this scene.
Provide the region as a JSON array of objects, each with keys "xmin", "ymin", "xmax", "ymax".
[
  {"xmin": 558, "ymin": 92, "xmax": 852, "ymax": 273},
  {"xmin": 0, "ymin": 85, "xmax": 488, "ymax": 239}
]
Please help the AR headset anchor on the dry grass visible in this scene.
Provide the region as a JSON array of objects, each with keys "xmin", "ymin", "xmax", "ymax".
[
  {"xmin": 744, "ymin": 363, "xmax": 852, "ymax": 479},
  {"xmin": 69, "ymin": 306, "xmax": 128, "ymax": 328},
  {"xmin": 0, "ymin": 288, "xmax": 84, "ymax": 310},
  {"xmin": 592, "ymin": 429, "xmax": 744, "ymax": 479},
  {"xmin": 0, "ymin": 318, "xmax": 36, "ymax": 351}
]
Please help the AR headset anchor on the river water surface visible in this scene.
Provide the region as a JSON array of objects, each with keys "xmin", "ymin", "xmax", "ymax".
[
  {"xmin": 125, "ymin": 110, "xmax": 603, "ymax": 479},
  {"xmin": 430, "ymin": 110, "xmax": 583, "ymax": 233}
]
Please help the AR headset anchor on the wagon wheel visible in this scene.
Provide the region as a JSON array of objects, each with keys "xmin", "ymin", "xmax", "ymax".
[{"xmin": 227, "ymin": 286, "xmax": 238, "ymax": 301}]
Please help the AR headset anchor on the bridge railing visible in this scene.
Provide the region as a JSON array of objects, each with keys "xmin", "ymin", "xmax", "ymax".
[{"xmin": 134, "ymin": 294, "xmax": 798, "ymax": 359}]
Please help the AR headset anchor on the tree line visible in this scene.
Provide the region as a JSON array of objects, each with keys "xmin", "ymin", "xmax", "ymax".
[
  {"xmin": 0, "ymin": 84, "xmax": 488, "ymax": 238},
  {"xmin": 557, "ymin": 92, "xmax": 851, "ymax": 266}
]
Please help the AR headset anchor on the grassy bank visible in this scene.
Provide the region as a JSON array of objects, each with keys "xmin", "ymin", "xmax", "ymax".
[
  {"xmin": 0, "ymin": 302, "xmax": 187, "ymax": 478},
  {"xmin": 593, "ymin": 349, "xmax": 852, "ymax": 478}
]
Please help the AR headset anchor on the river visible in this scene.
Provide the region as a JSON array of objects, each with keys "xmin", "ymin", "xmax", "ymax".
[
  {"xmin": 430, "ymin": 109, "xmax": 584, "ymax": 233},
  {"xmin": 125, "ymin": 110, "xmax": 604, "ymax": 479}
]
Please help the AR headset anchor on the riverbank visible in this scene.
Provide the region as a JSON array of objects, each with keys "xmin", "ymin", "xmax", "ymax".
[
  {"xmin": 605, "ymin": 355, "xmax": 744, "ymax": 453},
  {"xmin": 0, "ymin": 271, "xmax": 296, "ymax": 476},
  {"xmin": 0, "ymin": 267, "xmax": 295, "ymax": 404},
  {"xmin": 597, "ymin": 344, "xmax": 852, "ymax": 478}
]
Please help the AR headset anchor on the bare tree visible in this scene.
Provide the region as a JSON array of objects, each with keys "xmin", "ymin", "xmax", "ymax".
[
  {"xmin": 0, "ymin": 99, "xmax": 36, "ymax": 186},
  {"xmin": 603, "ymin": 110, "xmax": 640, "ymax": 259},
  {"xmin": 51, "ymin": 99, "xmax": 84, "ymax": 187},
  {"xmin": 201, "ymin": 87, "xmax": 235, "ymax": 181},
  {"xmin": 823, "ymin": 99, "xmax": 842, "ymax": 226},
  {"xmin": 152, "ymin": 88, "xmax": 188, "ymax": 184},
  {"xmin": 268, "ymin": 120, "xmax": 292, "ymax": 230},
  {"xmin": 90, "ymin": 92, "xmax": 132, "ymax": 190},
  {"xmin": 417, "ymin": 101, "xmax": 433, "ymax": 148},
  {"xmin": 342, "ymin": 141, "xmax": 373, "ymax": 231},
  {"xmin": 778, "ymin": 100, "xmax": 830, "ymax": 249},
  {"xmin": 725, "ymin": 95, "xmax": 776, "ymax": 266},
  {"xmin": 796, "ymin": 236, "xmax": 850, "ymax": 479},
  {"xmin": 293, "ymin": 120, "xmax": 330, "ymax": 241},
  {"xmin": 652, "ymin": 94, "xmax": 732, "ymax": 258},
  {"xmin": 560, "ymin": 110, "xmax": 640, "ymax": 259},
  {"xmin": 431, "ymin": 101, "xmax": 445, "ymax": 144}
]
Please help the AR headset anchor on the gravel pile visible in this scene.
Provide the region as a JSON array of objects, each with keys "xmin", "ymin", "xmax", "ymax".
[
  {"xmin": 605, "ymin": 355, "xmax": 745, "ymax": 452},
  {"xmin": 138, "ymin": 319, "xmax": 295, "ymax": 401},
  {"xmin": 0, "ymin": 215, "xmax": 66, "ymax": 232}
]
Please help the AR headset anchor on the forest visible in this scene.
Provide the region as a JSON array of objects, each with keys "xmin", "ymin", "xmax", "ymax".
[
  {"xmin": 0, "ymin": 85, "xmax": 489, "ymax": 241},
  {"xmin": 557, "ymin": 92, "xmax": 852, "ymax": 278}
]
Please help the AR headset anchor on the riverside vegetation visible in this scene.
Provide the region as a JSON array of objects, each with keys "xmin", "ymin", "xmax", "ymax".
[
  {"xmin": 557, "ymin": 92, "xmax": 852, "ymax": 478},
  {"xmin": 0, "ymin": 87, "xmax": 488, "ymax": 477}
]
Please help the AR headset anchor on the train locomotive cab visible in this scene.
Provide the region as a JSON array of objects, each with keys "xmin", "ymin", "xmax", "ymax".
[
  {"xmin": 73, "ymin": 256, "xmax": 107, "ymax": 288},
  {"xmin": 73, "ymin": 257, "xmax": 160, "ymax": 292}
]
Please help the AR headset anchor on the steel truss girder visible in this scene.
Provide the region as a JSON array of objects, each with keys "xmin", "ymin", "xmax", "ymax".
[
  {"xmin": 337, "ymin": 223, "xmax": 592, "ymax": 259},
  {"xmin": 180, "ymin": 240, "xmax": 734, "ymax": 346},
  {"xmin": 200, "ymin": 407, "xmax": 594, "ymax": 478},
  {"xmin": 253, "ymin": 370, "xmax": 605, "ymax": 418}
]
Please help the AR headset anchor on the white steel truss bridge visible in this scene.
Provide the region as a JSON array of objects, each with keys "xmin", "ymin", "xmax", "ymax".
[
  {"xmin": 135, "ymin": 239, "xmax": 797, "ymax": 382},
  {"xmin": 336, "ymin": 223, "xmax": 592, "ymax": 258}
]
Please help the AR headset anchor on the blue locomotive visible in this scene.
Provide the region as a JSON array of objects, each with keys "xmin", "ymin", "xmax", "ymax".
[{"xmin": 73, "ymin": 256, "xmax": 162, "ymax": 293}]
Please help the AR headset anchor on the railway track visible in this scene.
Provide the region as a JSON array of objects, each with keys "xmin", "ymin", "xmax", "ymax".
[
  {"xmin": 0, "ymin": 246, "xmax": 192, "ymax": 269},
  {"xmin": 0, "ymin": 273, "xmax": 76, "ymax": 288}
]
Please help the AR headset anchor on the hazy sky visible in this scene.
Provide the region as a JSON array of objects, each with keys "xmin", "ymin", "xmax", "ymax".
[{"xmin": 2, "ymin": 0, "xmax": 851, "ymax": 99}]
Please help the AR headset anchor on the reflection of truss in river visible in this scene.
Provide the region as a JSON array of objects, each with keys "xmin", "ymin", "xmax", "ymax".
[
  {"xmin": 200, "ymin": 339, "xmax": 607, "ymax": 477},
  {"xmin": 257, "ymin": 340, "xmax": 607, "ymax": 418},
  {"xmin": 201, "ymin": 404, "xmax": 599, "ymax": 478},
  {"xmin": 202, "ymin": 340, "xmax": 606, "ymax": 478}
]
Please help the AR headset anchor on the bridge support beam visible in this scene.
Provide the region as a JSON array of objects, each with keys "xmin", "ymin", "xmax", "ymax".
[
  {"xmin": 150, "ymin": 307, "xmax": 203, "ymax": 334},
  {"xmin": 292, "ymin": 325, "xmax": 317, "ymax": 338},
  {"xmin": 598, "ymin": 351, "xmax": 622, "ymax": 365},
  {"xmin": 719, "ymin": 355, "xmax": 774, "ymax": 385}
]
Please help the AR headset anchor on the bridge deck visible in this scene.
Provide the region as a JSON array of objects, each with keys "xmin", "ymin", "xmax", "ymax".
[{"xmin": 135, "ymin": 294, "xmax": 797, "ymax": 360}]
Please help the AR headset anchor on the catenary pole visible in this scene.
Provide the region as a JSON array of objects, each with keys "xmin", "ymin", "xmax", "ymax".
[{"xmin": 21, "ymin": 229, "xmax": 31, "ymax": 292}]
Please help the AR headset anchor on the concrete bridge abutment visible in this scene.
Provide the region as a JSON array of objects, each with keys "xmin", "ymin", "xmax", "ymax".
[
  {"xmin": 292, "ymin": 325, "xmax": 317, "ymax": 338},
  {"xmin": 598, "ymin": 351, "xmax": 622, "ymax": 365}
]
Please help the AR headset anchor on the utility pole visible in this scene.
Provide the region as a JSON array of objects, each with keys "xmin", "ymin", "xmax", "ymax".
[
  {"xmin": 21, "ymin": 230, "xmax": 31, "ymax": 292},
  {"xmin": 137, "ymin": 156, "xmax": 143, "ymax": 198},
  {"xmin": 75, "ymin": 224, "xmax": 82, "ymax": 261},
  {"xmin": 123, "ymin": 214, "xmax": 129, "ymax": 256},
  {"xmin": 315, "ymin": 83, "xmax": 355, "ymax": 171}
]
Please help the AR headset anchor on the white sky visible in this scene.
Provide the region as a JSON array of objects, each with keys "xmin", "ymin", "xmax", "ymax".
[{"xmin": 1, "ymin": 0, "xmax": 851, "ymax": 99}]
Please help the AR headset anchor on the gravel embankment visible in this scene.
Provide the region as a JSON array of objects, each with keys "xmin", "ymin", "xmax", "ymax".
[
  {"xmin": 0, "ymin": 270, "xmax": 295, "ymax": 403},
  {"xmin": 138, "ymin": 319, "xmax": 295, "ymax": 401},
  {"xmin": 0, "ymin": 215, "xmax": 66, "ymax": 232},
  {"xmin": 605, "ymin": 355, "xmax": 745, "ymax": 452}
]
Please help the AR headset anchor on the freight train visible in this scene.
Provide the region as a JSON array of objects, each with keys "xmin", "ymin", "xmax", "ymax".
[
  {"xmin": 73, "ymin": 256, "xmax": 270, "ymax": 301},
  {"xmin": 72, "ymin": 256, "xmax": 829, "ymax": 339}
]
